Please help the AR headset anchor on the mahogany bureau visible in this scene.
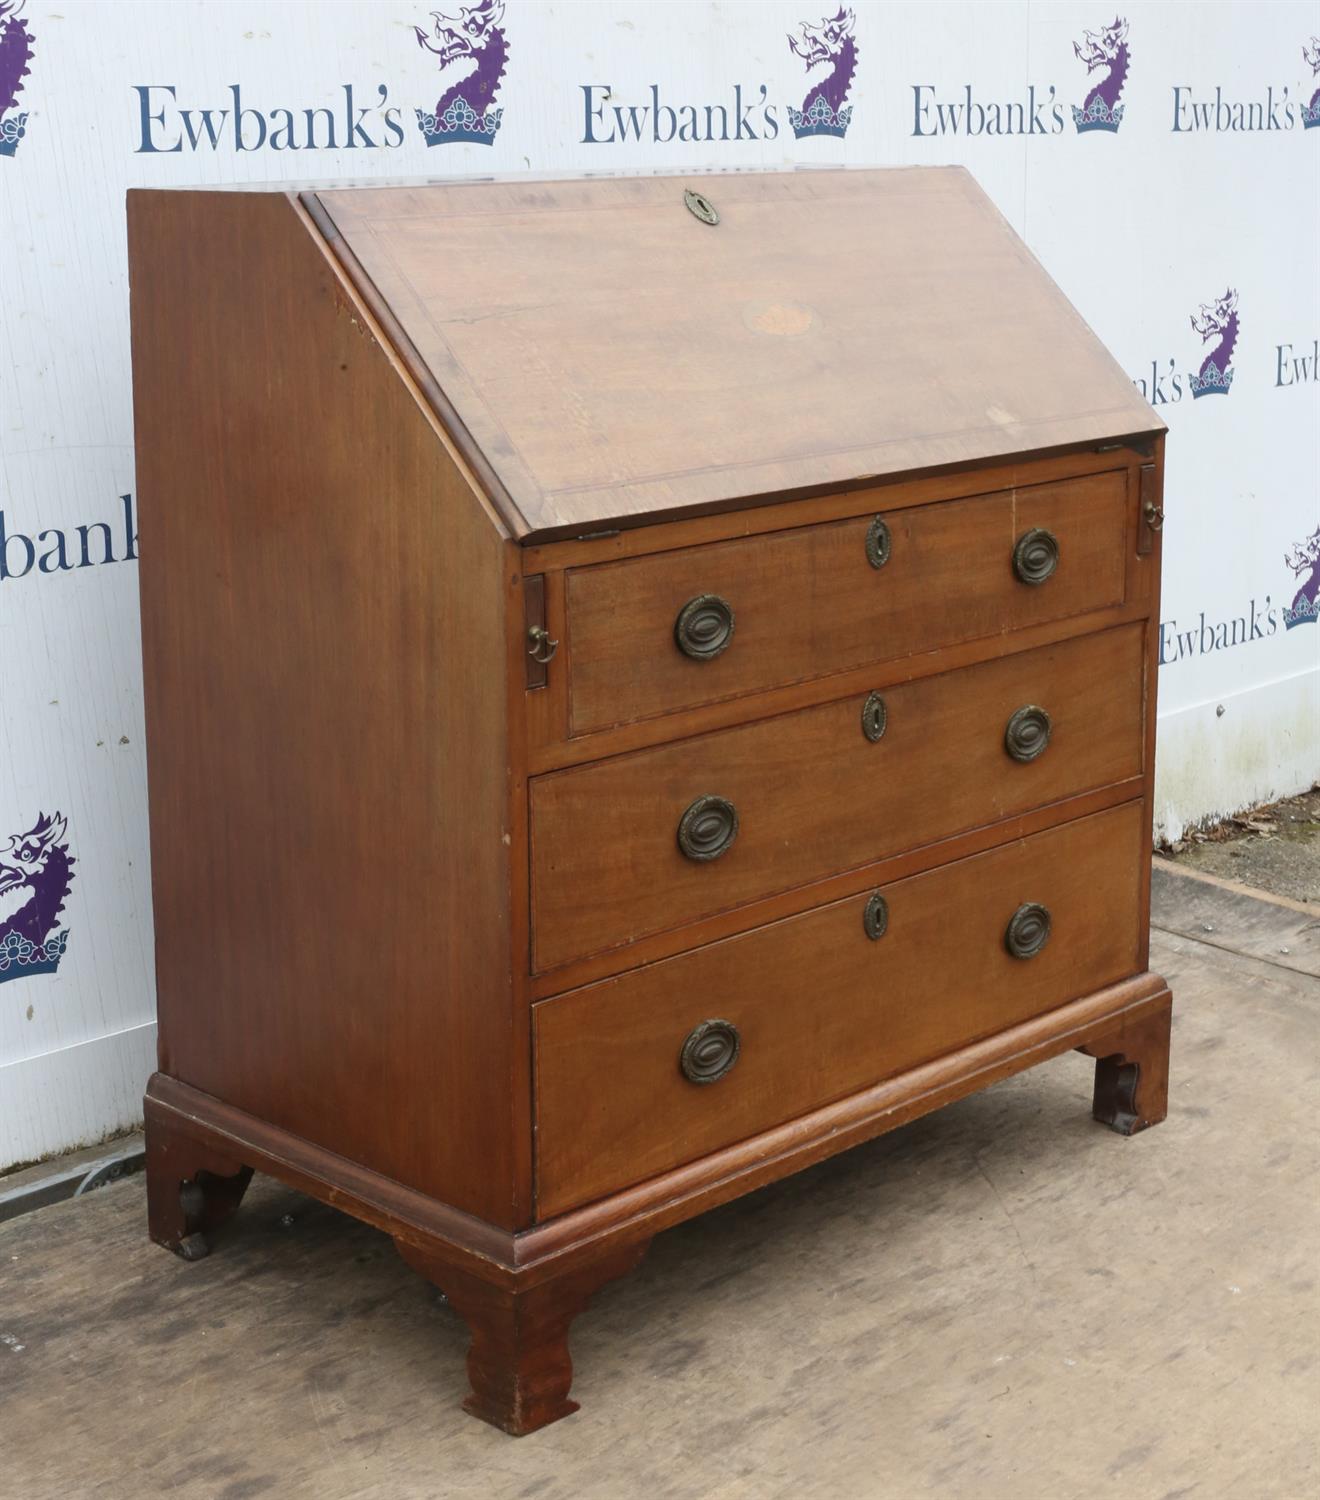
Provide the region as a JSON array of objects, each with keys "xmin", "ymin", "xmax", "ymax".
[{"xmin": 128, "ymin": 167, "xmax": 1171, "ymax": 1435}]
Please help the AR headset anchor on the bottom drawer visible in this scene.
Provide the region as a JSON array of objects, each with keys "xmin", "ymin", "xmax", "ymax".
[{"xmin": 534, "ymin": 801, "xmax": 1146, "ymax": 1217}]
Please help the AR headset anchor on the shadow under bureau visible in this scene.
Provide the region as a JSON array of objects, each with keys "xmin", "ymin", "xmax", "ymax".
[{"xmin": 128, "ymin": 167, "xmax": 1172, "ymax": 1435}]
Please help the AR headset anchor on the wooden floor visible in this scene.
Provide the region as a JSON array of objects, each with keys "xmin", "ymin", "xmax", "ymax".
[{"xmin": 3, "ymin": 871, "xmax": 1317, "ymax": 1500}]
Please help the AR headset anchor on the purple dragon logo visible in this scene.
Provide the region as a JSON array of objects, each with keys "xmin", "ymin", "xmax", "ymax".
[
  {"xmin": 412, "ymin": 0, "xmax": 508, "ymax": 146},
  {"xmin": 0, "ymin": 812, "xmax": 74, "ymax": 984},
  {"xmin": 1189, "ymin": 288, "xmax": 1240, "ymax": 398},
  {"xmin": 787, "ymin": 7, "xmax": 857, "ymax": 139},
  {"xmin": 1303, "ymin": 37, "xmax": 1320, "ymax": 128},
  {"xmin": 0, "ymin": 0, "xmax": 34, "ymax": 159},
  {"xmin": 1283, "ymin": 527, "xmax": 1320, "ymax": 629},
  {"xmin": 1072, "ymin": 15, "xmax": 1129, "ymax": 133}
]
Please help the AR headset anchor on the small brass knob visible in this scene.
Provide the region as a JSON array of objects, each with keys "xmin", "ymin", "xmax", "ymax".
[
  {"xmin": 680, "ymin": 1019, "xmax": 740, "ymax": 1084},
  {"xmin": 675, "ymin": 594, "xmax": 735, "ymax": 660},
  {"xmin": 1005, "ymin": 902, "xmax": 1051, "ymax": 959},
  {"xmin": 863, "ymin": 891, "xmax": 889, "ymax": 941},
  {"xmin": 865, "ymin": 516, "xmax": 892, "ymax": 570},
  {"xmin": 1013, "ymin": 528, "xmax": 1060, "ymax": 585},
  {"xmin": 677, "ymin": 795, "xmax": 739, "ymax": 861},
  {"xmin": 1005, "ymin": 705, "xmax": 1052, "ymax": 763},
  {"xmin": 861, "ymin": 692, "xmax": 888, "ymax": 743}
]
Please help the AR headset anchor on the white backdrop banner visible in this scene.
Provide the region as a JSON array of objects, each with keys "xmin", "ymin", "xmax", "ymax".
[{"xmin": 1, "ymin": 0, "xmax": 1317, "ymax": 1166}]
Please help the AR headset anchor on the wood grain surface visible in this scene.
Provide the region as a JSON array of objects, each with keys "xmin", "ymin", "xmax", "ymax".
[
  {"xmin": 531, "ymin": 623, "xmax": 1146, "ymax": 973},
  {"xmin": 314, "ymin": 170, "xmax": 1162, "ymax": 539},
  {"xmin": 129, "ymin": 189, "xmax": 527, "ymax": 1227},
  {"xmin": 129, "ymin": 174, "xmax": 1170, "ymax": 1434},
  {"xmin": 534, "ymin": 801, "xmax": 1147, "ymax": 1216},
  {"xmin": 563, "ymin": 469, "xmax": 1129, "ymax": 734}
]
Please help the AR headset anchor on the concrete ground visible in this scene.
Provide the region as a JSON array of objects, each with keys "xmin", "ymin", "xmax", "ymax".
[
  {"xmin": 1165, "ymin": 785, "xmax": 1320, "ymax": 907},
  {"xmin": 2, "ymin": 870, "xmax": 1317, "ymax": 1500}
]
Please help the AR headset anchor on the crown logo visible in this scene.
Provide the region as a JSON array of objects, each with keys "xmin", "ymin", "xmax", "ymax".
[
  {"xmin": 411, "ymin": 0, "xmax": 508, "ymax": 149},
  {"xmin": 789, "ymin": 94, "xmax": 853, "ymax": 139},
  {"xmin": 415, "ymin": 97, "xmax": 503, "ymax": 146},
  {"xmin": 0, "ymin": 108, "xmax": 26, "ymax": 156},
  {"xmin": 1072, "ymin": 16, "xmax": 1129, "ymax": 134},
  {"xmin": 1071, "ymin": 98, "xmax": 1125, "ymax": 133},
  {"xmin": 786, "ymin": 8, "xmax": 857, "ymax": 140},
  {"xmin": 1284, "ymin": 595, "xmax": 1320, "ymax": 628},
  {"xmin": 1283, "ymin": 526, "xmax": 1320, "ymax": 629},
  {"xmin": 1304, "ymin": 37, "xmax": 1320, "ymax": 126},
  {"xmin": 0, "ymin": 808, "xmax": 74, "ymax": 986},
  {"xmin": 0, "ymin": 0, "xmax": 36, "ymax": 160},
  {"xmin": 1189, "ymin": 287, "xmax": 1239, "ymax": 399},
  {"xmin": 0, "ymin": 926, "xmax": 69, "ymax": 980},
  {"xmin": 1189, "ymin": 361, "xmax": 1234, "ymax": 398}
]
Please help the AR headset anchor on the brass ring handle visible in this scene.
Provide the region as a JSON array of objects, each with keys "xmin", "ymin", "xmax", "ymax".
[
  {"xmin": 675, "ymin": 594, "xmax": 735, "ymax": 660},
  {"xmin": 527, "ymin": 625, "xmax": 559, "ymax": 664},
  {"xmin": 1012, "ymin": 528, "xmax": 1060, "ymax": 585},
  {"xmin": 679, "ymin": 1019, "xmax": 740, "ymax": 1084},
  {"xmin": 1004, "ymin": 705, "xmax": 1052, "ymax": 763},
  {"xmin": 1143, "ymin": 499, "xmax": 1165, "ymax": 531},
  {"xmin": 677, "ymin": 795, "xmax": 739, "ymax": 861},
  {"xmin": 865, "ymin": 516, "xmax": 892, "ymax": 570},
  {"xmin": 1005, "ymin": 902, "xmax": 1051, "ymax": 959}
]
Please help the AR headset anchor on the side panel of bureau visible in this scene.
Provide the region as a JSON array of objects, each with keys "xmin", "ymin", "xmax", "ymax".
[
  {"xmin": 531, "ymin": 624, "xmax": 1145, "ymax": 973},
  {"xmin": 565, "ymin": 470, "xmax": 1128, "ymax": 734},
  {"xmin": 129, "ymin": 191, "xmax": 528, "ymax": 1227},
  {"xmin": 534, "ymin": 801, "xmax": 1146, "ymax": 1217}
]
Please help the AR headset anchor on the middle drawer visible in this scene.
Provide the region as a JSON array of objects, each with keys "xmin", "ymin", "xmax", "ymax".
[{"xmin": 530, "ymin": 622, "xmax": 1144, "ymax": 974}]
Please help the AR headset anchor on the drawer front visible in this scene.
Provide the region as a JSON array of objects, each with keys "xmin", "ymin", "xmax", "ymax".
[
  {"xmin": 565, "ymin": 470, "xmax": 1129, "ymax": 735},
  {"xmin": 531, "ymin": 623, "xmax": 1144, "ymax": 974},
  {"xmin": 534, "ymin": 801, "xmax": 1145, "ymax": 1217}
]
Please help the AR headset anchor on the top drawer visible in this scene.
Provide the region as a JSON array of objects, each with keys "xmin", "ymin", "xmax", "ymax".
[{"xmin": 564, "ymin": 470, "xmax": 1129, "ymax": 735}]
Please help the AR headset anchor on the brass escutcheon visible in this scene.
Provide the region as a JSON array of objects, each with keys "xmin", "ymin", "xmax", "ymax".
[
  {"xmin": 861, "ymin": 692, "xmax": 888, "ymax": 743},
  {"xmin": 865, "ymin": 516, "xmax": 892, "ymax": 570},
  {"xmin": 863, "ymin": 891, "xmax": 889, "ymax": 941},
  {"xmin": 683, "ymin": 189, "xmax": 719, "ymax": 226}
]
